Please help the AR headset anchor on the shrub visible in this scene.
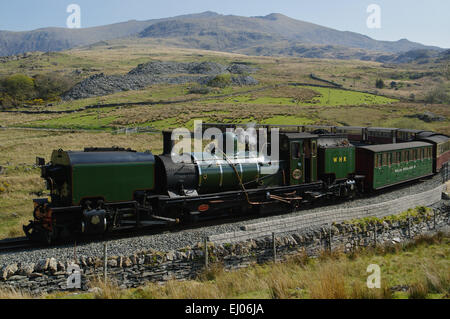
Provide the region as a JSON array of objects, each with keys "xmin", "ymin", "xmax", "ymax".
[
  {"xmin": 424, "ymin": 85, "xmax": 450, "ymax": 104},
  {"xmin": 375, "ymin": 78, "xmax": 385, "ymax": 89},
  {"xmin": 188, "ymin": 86, "xmax": 211, "ymax": 94},
  {"xmin": 207, "ymin": 74, "xmax": 232, "ymax": 88},
  {"xmin": 2, "ymin": 74, "xmax": 35, "ymax": 101},
  {"xmin": 0, "ymin": 181, "xmax": 10, "ymax": 194},
  {"xmin": 0, "ymin": 94, "xmax": 17, "ymax": 109},
  {"xmin": 33, "ymin": 73, "xmax": 73, "ymax": 100}
]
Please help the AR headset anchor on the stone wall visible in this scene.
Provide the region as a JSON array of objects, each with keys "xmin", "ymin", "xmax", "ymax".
[{"xmin": 1, "ymin": 203, "xmax": 448, "ymax": 296}]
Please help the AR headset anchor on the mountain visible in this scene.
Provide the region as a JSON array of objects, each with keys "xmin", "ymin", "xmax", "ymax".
[
  {"xmin": 0, "ymin": 20, "xmax": 151, "ymax": 56},
  {"xmin": 0, "ymin": 12, "xmax": 220, "ymax": 56},
  {"xmin": 139, "ymin": 13, "xmax": 442, "ymax": 53},
  {"xmin": 0, "ymin": 11, "xmax": 444, "ymax": 59}
]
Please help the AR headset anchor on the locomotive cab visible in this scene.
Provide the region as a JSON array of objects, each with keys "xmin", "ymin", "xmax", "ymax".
[{"xmin": 280, "ymin": 132, "xmax": 318, "ymax": 185}]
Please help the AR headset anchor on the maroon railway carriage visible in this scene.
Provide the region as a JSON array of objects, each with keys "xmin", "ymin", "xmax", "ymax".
[
  {"xmin": 335, "ymin": 126, "xmax": 367, "ymax": 143},
  {"xmin": 366, "ymin": 127, "xmax": 398, "ymax": 144},
  {"xmin": 396, "ymin": 129, "xmax": 427, "ymax": 142},
  {"xmin": 416, "ymin": 133, "xmax": 450, "ymax": 172}
]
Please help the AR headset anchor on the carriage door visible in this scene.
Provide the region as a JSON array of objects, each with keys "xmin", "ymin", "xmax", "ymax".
[
  {"xmin": 311, "ymin": 139, "xmax": 318, "ymax": 182},
  {"xmin": 290, "ymin": 140, "xmax": 304, "ymax": 185}
]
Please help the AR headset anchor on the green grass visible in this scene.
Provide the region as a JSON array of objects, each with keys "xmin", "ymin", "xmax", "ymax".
[
  {"xmin": 261, "ymin": 115, "xmax": 315, "ymax": 125},
  {"xmin": 200, "ymin": 86, "xmax": 397, "ymax": 106},
  {"xmin": 22, "ymin": 111, "xmax": 119, "ymax": 130}
]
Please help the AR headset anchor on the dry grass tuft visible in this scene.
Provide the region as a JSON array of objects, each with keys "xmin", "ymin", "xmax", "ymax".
[
  {"xmin": 349, "ymin": 281, "xmax": 392, "ymax": 299},
  {"xmin": 88, "ymin": 277, "xmax": 123, "ymax": 299},
  {"xmin": 198, "ymin": 262, "xmax": 225, "ymax": 282},
  {"xmin": 408, "ymin": 281, "xmax": 429, "ymax": 299},
  {"xmin": 306, "ymin": 263, "xmax": 347, "ymax": 299},
  {"xmin": 0, "ymin": 287, "xmax": 33, "ymax": 299}
]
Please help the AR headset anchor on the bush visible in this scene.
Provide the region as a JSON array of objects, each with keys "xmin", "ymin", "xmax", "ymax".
[
  {"xmin": 0, "ymin": 94, "xmax": 17, "ymax": 109},
  {"xmin": 375, "ymin": 78, "xmax": 385, "ymax": 89},
  {"xmin": 188, "ymin": 86, "xmax": 211, "ymax": 94},
  {"xmin": 0, "ymin": 181, "xmax": 10, "ymax": 194},
  {"xmin": 33, "ymin": 73, "xmax": 73, "ymax": 100},
  {"xmin": 424, "ymin": 85, "xmax": 450, "ymax": 104},
  {"xmin": 0, "ymin": 73, "xmax": 74, "ymax": 108},
  {"xmin": 1, "ymin": 74, "xmax": 35, "ymax": 102},
  {"xmin": 207, "ymin": 74, "xmax": 232, "ymax": 88}
]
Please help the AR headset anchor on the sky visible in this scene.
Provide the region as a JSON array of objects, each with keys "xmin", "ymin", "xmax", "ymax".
[{"xmin": 0, "ymin": 0, "xmax": 448, "ymax": 48}]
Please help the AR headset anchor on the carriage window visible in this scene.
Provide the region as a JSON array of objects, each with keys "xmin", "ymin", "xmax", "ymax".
[
  {"xmin": 377, "ymin": 154, "xmax": 382, "ymax": 167},
  {"xmin": 389, "ymin": 153, "xmax": 393, "ymax": 165},
  {"xmin": 291, "ymin": 142, "xmax": 301, "ymax": 159}
]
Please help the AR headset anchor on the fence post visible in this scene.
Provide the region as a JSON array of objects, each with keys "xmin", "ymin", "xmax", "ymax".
[
  {"xmin": 103, "ymin": 242, "xmax": 108, "ymax": 284},
  {"xmin": 73, "ymin": 241, "xmax": 77, "ymax": 264},
  {"xmin": 433, "ymin": 210, "xmax": 436, "ymax": 230},
  {"xmin": 407, "ymin": 217, "xmax": 411, "ymax": 238},
  {"xmin": 204, "ymin": 237, "xmax": 208, "ymax": 269},
  {"xmin": 272, "ymin": 232, "xmax": 277, "ymax": 262},
  {"xmin": 374, "ymin": 223, "xmax": 377, "ymax": 247},
  {"xmin": 329, "ymin": 223, "xmax": 333, "ymax": 252}
]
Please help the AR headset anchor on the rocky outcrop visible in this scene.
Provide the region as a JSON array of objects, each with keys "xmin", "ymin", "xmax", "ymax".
[
  {"xmin": 62, "ymin": 61, "xmax": 258, "ymax": 100},
  {"xmin": 407, "ymin": 111, "xmax": 446, "ymax": 122}
]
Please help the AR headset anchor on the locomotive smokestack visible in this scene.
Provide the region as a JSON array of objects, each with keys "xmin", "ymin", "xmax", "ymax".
[{"xmin": 162, "ymin": 131, "xmax": 174, "ymax": 155}]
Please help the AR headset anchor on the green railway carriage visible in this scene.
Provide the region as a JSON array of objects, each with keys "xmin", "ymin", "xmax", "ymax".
[
  {"xmin": 45, "ymin": 148, "xmax": 155, "ymax": 206},
  {"xmin": 355, "ymin": 142, "xmax": 433, "ymax": 191},
  {"xmin": 317, "ymin": 136, "xmax": 355, "ymax": 183}
]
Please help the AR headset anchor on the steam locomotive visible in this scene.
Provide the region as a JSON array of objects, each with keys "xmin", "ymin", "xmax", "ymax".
[{"xmin": 24, "ymin": 124, "xmax": 448, "ymax": 243}]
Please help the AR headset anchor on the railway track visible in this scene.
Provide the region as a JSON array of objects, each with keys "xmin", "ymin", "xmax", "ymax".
[
  {"xmin": 0, "ymin": 176, "xmax": 440, "ymax": 255},
  {"xmin": 0, "ymin": 237, "xmax": 38, "ymax": 252},
  {"xmin": 0, "ymin": 212, "xmax": 258, "ymax": 254}
]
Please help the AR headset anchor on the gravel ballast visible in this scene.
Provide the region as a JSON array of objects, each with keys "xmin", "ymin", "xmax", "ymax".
[{"xmin": 0, "ymin": 174, "xmax": 445, "ymax": 267}]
